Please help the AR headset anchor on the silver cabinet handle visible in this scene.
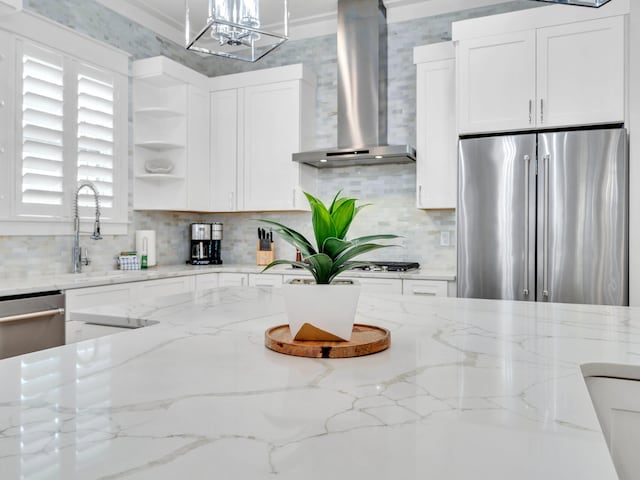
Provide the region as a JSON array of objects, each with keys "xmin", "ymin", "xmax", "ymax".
[
  {"xmin": 0, "ymin": 308, "xmax": 64, "ymax": 324},
  {"xmin": 542, "ymin": 154, "xmax": 550, "ymax": 298},
  {"xmin": 523, "ymin": 154, "xmax": 530, "ymax": 297},
  {"xmin": 540, "ymin": 99, "xmax": 544, "ymax": 124},
  {"xmin": 292, "ymin": 188, "xmax": 296, "ymax": 208},
  {"xmin": 413, "ymin": 291, "xmax": 436, "ymax": 296},
  {"xmin": 528, "ymin": 100, "xmax": 532, "ymax": 124},
  {"xmin": 418, "ymin": 184, "xmax": 423, "ymax": 207}
]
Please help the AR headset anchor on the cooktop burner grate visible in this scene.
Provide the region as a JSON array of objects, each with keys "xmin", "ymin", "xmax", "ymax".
[{"xmin": 351, "ymin": 261, "xmax": 420, "ymax": 272}]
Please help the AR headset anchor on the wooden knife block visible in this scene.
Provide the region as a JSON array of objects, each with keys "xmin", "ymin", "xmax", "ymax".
[{"xmin": 256, "ymin": 241, "xmax": 275, "ymax": 266}]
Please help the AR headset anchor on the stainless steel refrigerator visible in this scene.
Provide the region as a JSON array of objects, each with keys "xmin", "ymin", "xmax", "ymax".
[{"xmin": 457, "ymin": 127, "xmax": 628, "ymax": 306}]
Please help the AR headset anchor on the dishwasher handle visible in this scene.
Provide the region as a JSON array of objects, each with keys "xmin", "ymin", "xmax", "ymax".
[{"xmin": 0, "ymin": 308, "xmax": 65, "ymax": 324}]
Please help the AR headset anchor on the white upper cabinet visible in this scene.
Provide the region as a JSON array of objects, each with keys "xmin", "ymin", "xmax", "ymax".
[
  {"xmin": 242, "ymin": 80, "xmax": 302, "ymax": 211},
  {"xmin": 536, "ymin": 16, "xmax": 625, "ymax": 128},
  {"xmin": 132, "ymin": 57, "xmax": 210, "ymax": 211},
  {"xmin": 414, "ymin": 42, "xmax": 457, "ymax": 210},
  {"xmin": 209, "ymin": 64, "xmax": 317, "ymax": 212},
  {"xmin": 457, "ymin": 31, "xmax": 536, "ymax": 134},
  {"xmin": 210, "ymin": 89, "xmax": 239, "ymax": 212},
  {"xmin": 454, "ymin": 4, "xmax": 628, "ymax": 135}
]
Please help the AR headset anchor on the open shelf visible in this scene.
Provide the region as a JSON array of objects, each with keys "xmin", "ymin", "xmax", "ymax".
[
  {"xmin": 134, "ymin": 141, "xmax": 184, "ymax": 151},
  {"xmin": 135, "ymin": 174, "xmax": 184, "ymax": 181},
  {"xmin": 134, "ymin": 107, "xmax": 184, "ymax": 118}
]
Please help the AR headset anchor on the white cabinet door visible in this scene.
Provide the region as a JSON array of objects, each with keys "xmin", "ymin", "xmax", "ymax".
[
  {"xmin": 403, "ymin": 279, "xmax": 448, "ymax": 297},
  {"xmin": 137, "ymin": 276, "xmax": 195, "ymax": 298},
  {"xmin": 187, "ymin": 85, "xmax": 210, "ymax": 211},
  {"xmin": 585, "ymin": 376, "xmax": 640, "ymax": 480},
  {"xmin": 341, "ymin": 277, "xmax": 402, "ymax": 295},
  {"xmin": 249, "ymin": 273, "xmax": 283, "ymax": 288},
  {"xmin": 415, "ymin": 44, "xmax": 456, "ymax": 210},
  {"xmin": 65, "ymin": 283, "xmax": 134, "ymax": 320},
  {"xmin": 457, "ymin": 30, "xmax": 536, "ymax": 134},
  {"xmin": 218, "ymin": 272, "xmax": 248, "ymax": 287},
  {"xmin": 536, "ymin": 16, "xmax": 625, "ymax": 128},
  {"xmin": 210, "ymin": 89, "xmax": 239, "ymax": 211},
  {"xmin": 242, "ymin": 81, "xmax": 301, "ymax": 211},
  {"xmin": 195, "ymin": 273, "xmax": 219, "ymax": 291}
]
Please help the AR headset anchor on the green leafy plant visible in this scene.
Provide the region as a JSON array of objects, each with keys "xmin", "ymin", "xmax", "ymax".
[{"xmin": 260, "ymin": 191, "xmax": 399, "ymax": 284}]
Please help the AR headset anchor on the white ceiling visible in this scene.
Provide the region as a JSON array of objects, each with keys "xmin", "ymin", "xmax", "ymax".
[{"xmin": 95, "ymin": 0, "xmax": 514, "ymax": 45}]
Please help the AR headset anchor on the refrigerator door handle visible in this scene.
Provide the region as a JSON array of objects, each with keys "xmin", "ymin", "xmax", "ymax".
[
  {"xmin": 542, "ymin": 154, "xmax": 550, "ymax": 298},
  {"xmin": 523, "ymin": 154, "xmax": 530, "ymax": 297}
]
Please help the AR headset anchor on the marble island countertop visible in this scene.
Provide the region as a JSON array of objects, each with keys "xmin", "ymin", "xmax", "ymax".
[
  {"xmin": 2, "ymin": 288, "xmax": 639, "ymax": 479},
  {"xmin": 0, "ymin": 264, "xmax": 456, "ymax": 297}
]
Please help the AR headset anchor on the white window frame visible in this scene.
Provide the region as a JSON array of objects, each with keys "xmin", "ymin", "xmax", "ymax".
[{"xmin": 0, "ymin": 11, "xmax": 129, "ymax": 236}]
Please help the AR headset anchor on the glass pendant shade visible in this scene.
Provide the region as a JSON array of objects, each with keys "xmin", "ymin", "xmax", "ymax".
[{"xmin": 186, "ymin": 0, "xmax": 288, "ymax": 62}]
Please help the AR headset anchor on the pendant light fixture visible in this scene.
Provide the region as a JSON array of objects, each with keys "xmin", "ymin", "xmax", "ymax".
[
  {"xmin": 185, "ymin": 0, "xmax": 289, "ymax": 62},
  {"xmin": 531, "ymin": 0, "xmax": 612, "ymax": 7}
]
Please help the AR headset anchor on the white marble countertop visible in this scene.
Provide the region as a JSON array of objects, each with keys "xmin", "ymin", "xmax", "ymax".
[
  {"xmin": 1, "ymin": 288, "xmax": 638, "ymax": 479},
  {"xmin": 0, "ymin": 264, "xmax": 456, "ymax": 297}
]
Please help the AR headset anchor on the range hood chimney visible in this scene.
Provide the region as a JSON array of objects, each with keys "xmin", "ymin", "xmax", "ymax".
[{"xmin": 293, "ymin": 0, "xmax": 416, "ymax": 168}]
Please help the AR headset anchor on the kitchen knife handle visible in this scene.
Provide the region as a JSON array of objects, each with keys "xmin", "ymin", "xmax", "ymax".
[
  {"xmin": 523, "ymin": 154, "xmax": 530, "ymax": 297},
  {"xmin": 542, "ymin": 154, "xmax": 550, "ymax": 298}
]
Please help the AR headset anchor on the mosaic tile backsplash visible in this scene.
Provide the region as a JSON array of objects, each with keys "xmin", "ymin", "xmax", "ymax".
[{"xmin": 0, "ymin": 0, "xmax": 539, "ymax": 279}]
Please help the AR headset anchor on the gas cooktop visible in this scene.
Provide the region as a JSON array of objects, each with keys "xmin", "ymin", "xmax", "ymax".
[{"xmin": 351, "ymin": 261, "xmax": 420, "ymax": 272}]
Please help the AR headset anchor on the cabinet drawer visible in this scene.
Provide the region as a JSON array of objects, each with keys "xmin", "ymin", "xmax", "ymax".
[
  {"xmin": 195, "ymin": 273, "xmax": 219, "ymax": 291},
  {"xmin": 249, "ymin": 273, "xmax": 283, "ymax": 288},
  {"xmin": 137, "ymin": 276, "xmax": 195, "ymax": 298},
  {"xmin": 342, "ymin": 277, "xmax": 402, "ymax": 295},
  {"xmin": 218, "ymin": 272, "xmax": 249, "ymax": 287},
  {"xmin": 403, "ymin": 280, "xmax": 448, "ymax": 297},
  {"xmin": 65, "ymin": 283, "xmax": 134, "ymax": 320}
]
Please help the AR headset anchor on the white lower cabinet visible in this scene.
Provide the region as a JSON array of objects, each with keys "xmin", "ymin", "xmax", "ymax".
[
  {"xmin": 402, "ymin": 279, "xmax": 448, "ymax": 297},
  {"xmin": 218, "ymin": 272, "xmax": 249, "ymax": 287},
  {"xmin": 249, "ymin": 273, "xmax": 283, "ymax": 288},
  {"xmin": 66, "ymin": 277, "xmax": 195, "ymax": 321},
  {"xmin": 65, "ymin": 283, "xmax": 133, "ymax": 320},
  {"xmin": 342, "ymin": 277, "xmax": 403, "ymax": 295},
  {"xmin": 136, "ymin": 276, "xmax": 195, "ymax": 298},
  {"xmin": 195, "ymin": 273, "xmax": 219, "ymax": 291}
]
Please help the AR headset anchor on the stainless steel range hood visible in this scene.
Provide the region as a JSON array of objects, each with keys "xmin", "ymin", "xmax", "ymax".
[{"xmin": 293, "ymin": 0, "xmax": 416, "ymax": 168}]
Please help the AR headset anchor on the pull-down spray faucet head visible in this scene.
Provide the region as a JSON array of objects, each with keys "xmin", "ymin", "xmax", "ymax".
[{"xmin": 75, "ymin": 181, "xmax": 102, "ymax": 240}]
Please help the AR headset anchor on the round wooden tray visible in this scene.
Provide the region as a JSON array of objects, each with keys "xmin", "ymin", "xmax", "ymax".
[{"xmin": 265, "ymin": 324, "xmax": 391, "ymax": 358}]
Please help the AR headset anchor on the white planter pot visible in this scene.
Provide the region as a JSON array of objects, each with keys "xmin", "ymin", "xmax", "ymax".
[{"xmin": 281, "ymin": 279, "xmax": 361, "ymax": 341}]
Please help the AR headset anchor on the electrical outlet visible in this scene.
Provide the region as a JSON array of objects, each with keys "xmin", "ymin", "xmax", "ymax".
[{"xmin": 440, "ymin": 231, "xmax": 450, "ymax": 247}]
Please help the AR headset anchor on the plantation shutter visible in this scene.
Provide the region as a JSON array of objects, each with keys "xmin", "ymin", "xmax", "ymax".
[
  {"xmin": 19, "ymin": 44, "xmax": 65, "ymax": 216},
  {"xmin": 77, "ymin": 64, "xmax": 115, "ymax": 211}
]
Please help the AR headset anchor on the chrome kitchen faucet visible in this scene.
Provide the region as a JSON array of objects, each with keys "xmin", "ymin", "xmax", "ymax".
[{"xmin": 72, "ymin": 181, "xmax": 102, "ymax": 273}]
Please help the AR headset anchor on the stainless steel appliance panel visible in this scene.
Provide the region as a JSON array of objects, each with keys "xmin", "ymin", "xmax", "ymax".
[
  {"xmin": 537, "ymin": 129, "xmax": 628, "ymax": 305},
  {"xmin": 0, "ymin": 291, "xmax": 65, "ymax": 359},
  {"xmin": 458, "ymin": 134, "xmax": 537, "ymax": 300}
]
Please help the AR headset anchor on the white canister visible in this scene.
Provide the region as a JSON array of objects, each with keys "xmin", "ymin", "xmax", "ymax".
[{"xmin": 135, "ymin": 230, "xmax": 157, "ymax": 267}]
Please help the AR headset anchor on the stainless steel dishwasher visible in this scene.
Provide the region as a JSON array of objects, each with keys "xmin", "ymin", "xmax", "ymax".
[{"xmin": 0, "ymin": 291, "xmax": 65, "ymax": 359}]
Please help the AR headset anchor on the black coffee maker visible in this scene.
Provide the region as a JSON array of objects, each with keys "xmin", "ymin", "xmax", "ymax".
[
  {"xmin": 189, "ymin": 223, "xmax": 211, "ymax": 265},
  {"xmin": 210, "ymin": 222, "xmax": 223, "ymax": 265}
]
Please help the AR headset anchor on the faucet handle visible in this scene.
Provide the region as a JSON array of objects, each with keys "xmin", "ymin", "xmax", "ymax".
[{"xmin": 82, "ymin": 248, "xmax": 90, "ymax": 266}]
